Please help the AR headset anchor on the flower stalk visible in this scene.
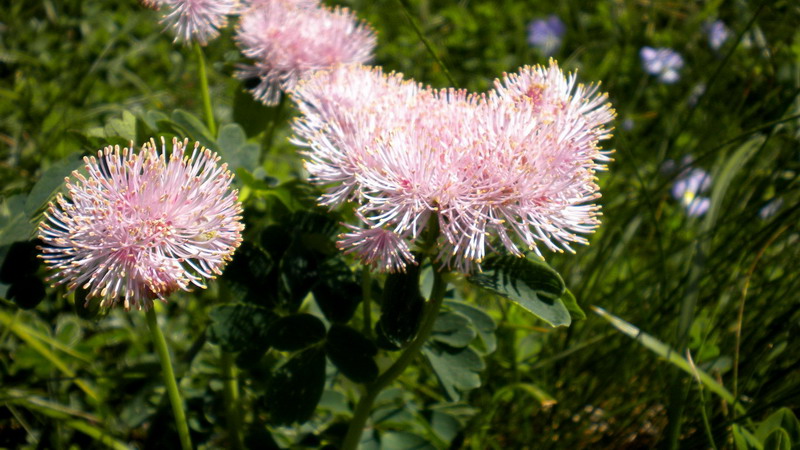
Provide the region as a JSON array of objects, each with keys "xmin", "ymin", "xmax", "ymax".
[
  {"xmin": 145, "ymin": 307, "xmax": 193, "ymax": 450},
  {"xmin": 194, "ymin": 42, "xmax": 216, "ymax": 137},
  {"xmin": 341, "ymin": 267, "xmax": 448, "ymax": 450},
  {"xmin": 222, "ymin": 352, "xmax": 244, "ymax": 450}
]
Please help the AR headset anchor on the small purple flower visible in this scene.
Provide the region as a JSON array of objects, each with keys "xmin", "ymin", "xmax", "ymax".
[
  {"xmin": 622, "ymin": 118, "xmax": 635, "ymax": 131},
  {"xmin": 672, "ymin": 168, "xmax": 711, "ymax": 217},
  {"xmin": 704, "ymin": 20, "xmax": 730, "ymax": 51},
  {"xmin": 759, "ymin": 198, "xmax": 783, "ymax": 220},
  {"xmin": 640, "ymin": 46, "xmax": 684, "ymax": 84},
  {"xmin": 527, "ymin": 15, "xmax": 566, "ymax": 56}
]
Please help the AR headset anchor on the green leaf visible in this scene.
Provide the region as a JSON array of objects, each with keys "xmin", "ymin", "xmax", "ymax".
[
  {"xmin": 0, "ymin": 240, "xmax": 40, "ymax": 284},
  {"xmin": 171, "ymin": 109, "xmax": 216, "ymax": 146},
  {"xmin": 222, "ymin": 241, "xmax": 276, "ymax": 307},
  {"xmin": 266, "ymin": 314, "xmax": 326, "ymax": 352},
  {"xmin": 0, "ymin": 195, "xmax": 34, "ymax": 247},
  {"xmin": 24, "ymin": 152, "xmax": 83, "ymax": 218},
  {"xmin": 208, "ymin": 303, "xmax": 276, "ymax": 353},
  {"xmin": 278, "ymin": 239, "xmax": 322, "ymax": 311},
  {"xmin": 265, "ymin": 347, "xmax": 326, "ymax": 425},
  {"xmin": 469, "ymin": 254, "xmax": 570, "ymax": 327},
  {"xmin": 7, "ymin": 276, "xmax": 45, "ymax": 309},
  {"xmin": 103, "ymin": 110, "xmax": 136, "ymax": 142},
  {"xmin": 756, "ymin": 408, "xmax": 800, "ymax": 445},
  {"xmin": 325, "ymin": 324, "xmax": 378, "ymax": 383},
  {"xmin": 560, "ymin": 289, "xmax": 586, "ymax": 321},
  {"xmin": 734, "ymin": 424, "xmax": 764, "ymax": 450},
  {"xmin": 423, "ymin": 342, "xmax": 485, "ymax": 401},
  {"xmin": 377, "ymin": 265, "xmax": 425, "ymax": 349},
  {"xmin": 143, "ymin": 110, "xmax": 170, "ymax": 132},
  {"xmin": 216, "ymin": 123, "xmax": 259, "ymax": 174},
  {"xmin": 431, "ymin": 311, "xmax": 476, "ymax": 348},
  {"xmin": 593, "ymin": 306, "xmax": 746, "ymax": 415},
  {"xmin": 763, "ymin": 429, "xmax": 792, "ymax": 450},
  {"xmin": 380, "ymin": 431, "xmax": 436, "ymax": 450},
  {"xmin": 318, "ymin": 390, "xmax": 350, "ymax": 415},
  {"xmin": 312, "ymin": 258, "xmax": 362, "ymax": 323},
  {"xmin": 260, "ymin": 224, "xmax": 292, "ymax": 260},
  {"xmin": 430, "ymin": 410, "xmax": 461, "ymax": 445},
  {"xmin": 270, "ymin": 181, "xmax": 322, "ymax": 214},
  {"xmin": 444, "ymin": 300, "xmax": 497, "ymax": 354}
]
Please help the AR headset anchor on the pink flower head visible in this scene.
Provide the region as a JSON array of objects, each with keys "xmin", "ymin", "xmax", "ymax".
[
  {"xmin": 160, "ymin": 0, "xmax": 238, "ymax": 45},
  {"xmin": 290, "ymin": 62, "xmax": 614, "ymax": 273},
  {"xmin": 38, "ymin": 138, "xmax": 244, "ymax": 311},
  {"xmin": 235, "ymin": 1, "xmax": 376, "ymax": 105}
]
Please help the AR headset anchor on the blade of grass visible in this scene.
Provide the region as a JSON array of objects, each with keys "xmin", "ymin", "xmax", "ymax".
[
  {"xmin": 686, "ymin": 349, "xmax": 720, "ymax": 450},
  {"xmin": 4, "ymin": 389, "xmax": 127, "ymax": 450},
  {"xmin": 592, "ymin": 306, "xmax": 746, "ymax": 415},
  {"xmin": 392, "ymin": 0, "xmax": 457, "ymax": 87},
  {"xmin": 0, "ymin": 310, "xmax": 99, "ymax": 402}
]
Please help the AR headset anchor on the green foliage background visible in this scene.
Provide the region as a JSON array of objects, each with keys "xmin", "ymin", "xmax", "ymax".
[{"xmin": 1, "ymin": 0, "xmax": 799, "ymax": 448}]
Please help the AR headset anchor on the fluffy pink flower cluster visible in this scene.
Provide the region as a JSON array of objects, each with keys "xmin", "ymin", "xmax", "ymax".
[
  {"xmin": 235, "ymin": 0, "xmax": 376, "ymax": 105},
  {"xmin": 290, "ymin": 62, "xmax": 615, "ymax": 273},
  {"xmin": 38, "ymin": 138, "xmax": 244, "ymax": 310},
  {"xmin": 153, "ymin": 0, "xmax": 239, "ymax": 45}
]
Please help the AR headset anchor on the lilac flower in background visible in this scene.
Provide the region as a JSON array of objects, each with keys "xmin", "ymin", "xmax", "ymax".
[
  {"xmin": 236, "ymin": 1, "xmax": 376, "ymax": 105},
  {"xmin": 759, "ymin": 198, "xmax": 783, "ymax": 220},
  {"xmin": 672, "ymin": 168, "xmax": 712, "ymax": 217},
  {"xmin": 640, "ymin": 46, "xmax": 684, "ymax": 84},
  {"xmin": 688, "ymin": 83, "xmax": 706, "ymax": 106},
  {"xmin": 704, "ymin": 20, "xmax": 730, "ymax": 51},
  {"xmin": 38, "ymin": 138, "xmax": 244, "ymax": 311},
  {"xmin": 527, "ymin": 15, "xmax": 566, "ymax": 56},
  {"xmin": 622, "ymin": 117, "xmax": 635, "ymax": 131},
  {"xmin": 290, "ymin": 62, "xmax": 615, "ymax": 272},
  {"xmin": 159, "ymin": 0, "xmax": 238, "ymax": 45}
]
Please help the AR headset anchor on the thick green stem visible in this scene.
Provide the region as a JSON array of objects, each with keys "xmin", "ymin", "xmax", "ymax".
[
  {"xmin": 222, "ymin": 352, "xmax": 244, "ymax": 450},
  {"xmin": 341, "ymin": 269, "xmax": 448, "ymax": 450},
  {"xmin": 193, "ymin": 42, "xmax": 216, "ymax": 137},
  {"xmin": 145, "ymin": 307, "xmax": 193, "ymax": 450}
]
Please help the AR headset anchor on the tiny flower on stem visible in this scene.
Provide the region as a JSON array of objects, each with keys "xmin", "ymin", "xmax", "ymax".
[{"xmin": 38, "ymin": 137, "xmax": 244, "ymax": 311}]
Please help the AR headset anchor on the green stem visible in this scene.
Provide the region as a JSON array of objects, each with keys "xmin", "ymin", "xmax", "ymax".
[
  {"xmin": 341, "ymin": 268, "xmax": 448, "ymax": 450},
  {"xmin": 261, "ymin": 94, "xmax": 286, "ymax": 163},
  {"xmin": 194, "ymin": 42, "xmax": 216, "ymax": 137},
  {"xmin": 361, "ymin": 266, "xmax": 372, "ymax": 339},
  {"xmin": 145, "ymin": 307, "xmax": 193, "ymax": 450},
  {"xmin": 393, "ymin": 0, "xmax": 457, "ymax": 87},
  {"xmin": 222, "ymin": 352, "xmax": 244, "ymax": 450}
]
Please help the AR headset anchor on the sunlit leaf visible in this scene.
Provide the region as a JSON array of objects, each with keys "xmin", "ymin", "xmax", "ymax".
[{"xmin": 469, "ymin": 254, "xmax": 569, "ymax": 327}]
